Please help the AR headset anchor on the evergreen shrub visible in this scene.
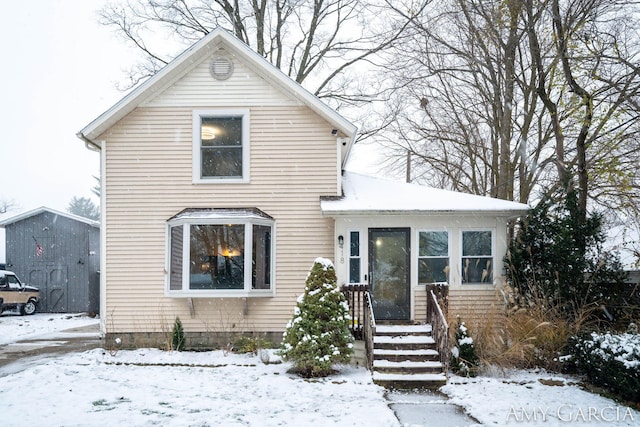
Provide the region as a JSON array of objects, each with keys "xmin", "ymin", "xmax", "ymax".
[
  {"xmin": 280, "ymin": 258, "xmax": 354, "ymax": 377},
  {"xmin": 569, "ymin": 332, "xmax": 640, "ymax": 402}
]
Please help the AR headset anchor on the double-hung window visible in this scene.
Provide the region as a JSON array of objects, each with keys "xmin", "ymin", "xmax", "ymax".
[
  {"xmin": 167, "ymin": 208, "xmax": 274, "ymax": 297},
  {"xmin": 418, "ymin": 231, "xmax": 449, "ymax": 283},
  {"xmin": 461, "ymin": 230, "xmax": 493, "ymax": 284},
  {"xmin": 193, "ymin": 109, "xmax": 250, "ymax": 182}
]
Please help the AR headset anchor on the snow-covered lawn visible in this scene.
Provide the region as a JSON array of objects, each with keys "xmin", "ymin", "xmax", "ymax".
[
  {"xmin": 443, "ymin": 371, "xmax": 639, "ymax": 426},
  {"xmin": 1, "ymin": 313, "xmax": 638, "ymax": 426}
]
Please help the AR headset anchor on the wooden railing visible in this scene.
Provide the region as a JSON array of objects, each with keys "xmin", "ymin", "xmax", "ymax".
[
  {"xmin": 426, "ymin": 283, "xmax": 450, "ymax": 376},
  {"xmin": 342, "ymin": 283, "xmax": 376, "ymax": 369},
  {"xmin": 363, "ymin": 289, "xmax": 376, "ymax": 370},
  {"xmin": 341, "ymin": 283, "xmax": 369, "ymax": 340}
]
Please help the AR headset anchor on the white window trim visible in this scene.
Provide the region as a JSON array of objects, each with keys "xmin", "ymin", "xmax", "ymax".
[
  {"xmin": 165, "ymin": 216, "xmax": 275, "ymax": 297},
  {"xmin": 417, "ymin": 229, "xmax": 451, "ymax": 285},
  {"xmin": 192, "ymin": 109, "xmax": 250, "ymax": 183},
  {"xmin": 460, "ymin": 228, "xmax": 495, "ymax": 285}
]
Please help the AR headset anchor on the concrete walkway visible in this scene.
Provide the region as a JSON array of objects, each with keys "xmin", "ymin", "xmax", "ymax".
[
  {"xmin": 387, "ymin": 389, "xmax": 479, "ymax": 427},
  {"xmin": 352, "ymin": 342, "xmax": 478, "ymax": 426}
]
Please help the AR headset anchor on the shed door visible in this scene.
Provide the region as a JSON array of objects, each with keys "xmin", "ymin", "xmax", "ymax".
[
  {"xmin": 369, "ymin": 228, "xmax": 410, "ymax": 320},
  {"xmin": 28, "ymin": 265, "xmax": 68, "ymax": 312}
]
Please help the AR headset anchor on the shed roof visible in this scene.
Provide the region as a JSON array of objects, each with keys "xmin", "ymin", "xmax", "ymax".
[
  {"xmin": 320, "ymin": 172, "xmax": 530, "ymax": 217},
  {"xmin": 0, "ymin": 207, "xmax": 100, "ymax": 228},
  {"xmin": 77, "ymin": 28, "xmax": 358, "ymax": 167}
]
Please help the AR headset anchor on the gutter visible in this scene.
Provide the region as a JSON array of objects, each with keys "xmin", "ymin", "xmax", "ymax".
[{"xmin": 76, "ymin": 132, "xmax": 101, "ymax": 152}]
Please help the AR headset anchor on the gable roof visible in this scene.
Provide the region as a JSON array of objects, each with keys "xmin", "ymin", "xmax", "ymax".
[
  {"xmin": 0, "ymin": 207, "xmax": 99, "ymax": 228},
  {"xmin": 320, "ymin": 172, "xmax": 530, "ymax": 217},
  {"xmin": 77, "ymin": 28, "xmax": 358, "ymax": 167}
]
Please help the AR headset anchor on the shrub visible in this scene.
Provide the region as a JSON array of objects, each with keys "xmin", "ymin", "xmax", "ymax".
[
  {"xmin": 569, "ymin": 332, "xmax": 640, "ymax": 402},
  {"xmin": 172, "ymin": 317, "xmax": 186, "ymax": 351},
  {"xmin": 505, "ymin": 188, "xmax": 627, "ymax": 323},
  {"xmin": 451, "ymin": 318, "xmax": 479, "ymax": 377},
  {"xmin": 233, "ymin": 336, "xmax": 272, "ymax": 355},
  {"xmin": 478, "ymin": 289, "xmax": 599, "ymax": 371},
  {"xmin": 279, "ymin": 258, "xmax": 354, "ymax": 377}
]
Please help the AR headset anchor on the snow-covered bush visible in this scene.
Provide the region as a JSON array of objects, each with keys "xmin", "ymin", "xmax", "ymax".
[
  {"xmin": 570, "ymin": 331, "xmax": 640, "ymax": 402},
  {"xmin": 451, "ymin": 318, "xmax": 479, "ymax": 377},
  {"xmin": 279, "ymin": 258, "xmax": 354, "ymax": 377}
]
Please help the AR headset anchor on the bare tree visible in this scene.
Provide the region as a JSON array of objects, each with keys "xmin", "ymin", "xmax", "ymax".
[
  {"xmin": 525, "ymin": 0, "xmax": 640, "ymax": 224},
  {"xmin": 380, "ymin": 0, "xmax": 554, "ymax": 203},
  {"xmin": 383, "ymin": 0, "xmax": 640, "ymax": 217},
  {"xmin": 0, "ymin": 198, "xmax": 18, "ymax": 215},
  {"xmin": 98, "ymin": 0, "xmax": 427, "ymax": 114}
]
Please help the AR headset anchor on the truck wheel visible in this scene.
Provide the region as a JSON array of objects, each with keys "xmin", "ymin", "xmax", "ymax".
[{"xmin": 21, "ymin": 300, "xmax": 37, "ymax": 315}]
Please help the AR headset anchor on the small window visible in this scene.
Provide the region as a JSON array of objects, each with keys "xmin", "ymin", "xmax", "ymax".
[
  {"xmin": 461, "ymin": 230, "xmax": 493, "ymax": 284},
  {"xmin": 349, "ymin": 231, "xmax": 361, "ymax": 283},
  {"xmin": 167, "ymin": 208, "xmax": 274, "ymax": 296},
  {"xmin": 193, "ymin": 110, "xmax": 249, "ymax": 182},
  {"xmin": 418, "ymin": 231, "xmax": 449, "ymax": 283}
]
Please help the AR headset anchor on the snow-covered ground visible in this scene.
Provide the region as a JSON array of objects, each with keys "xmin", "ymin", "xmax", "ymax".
[{"xmin": 1, "ymin": 313, "xmax": 638, "ymax": 426}]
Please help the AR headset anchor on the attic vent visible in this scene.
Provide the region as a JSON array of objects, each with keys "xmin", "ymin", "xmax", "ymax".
[{"xmin": 209, "ymin": 55, "xmax": 234, "ymax": 80}]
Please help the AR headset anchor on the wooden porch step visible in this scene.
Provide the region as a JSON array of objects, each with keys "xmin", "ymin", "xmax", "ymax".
[
  {"xmin": 373, "ymin": 359, "xmax": 443, "ymax": 374},
  {"xmin": 373, "ymin": 334, "xmax": 436, "ymax": 351},
  {"xmin": 376, "ymin": 324, "xmax": 432, "ymax": 335},
  {"xmin": 372, "ymin": 322, "xmax": 447, "ymax": 389},
  {"xmin": 373, "ymin": 348, "xmax": 439, "ymax": 362},
  {"xmin": 372, "ymin": 372, "xmax": 448, "ymax": 389}
]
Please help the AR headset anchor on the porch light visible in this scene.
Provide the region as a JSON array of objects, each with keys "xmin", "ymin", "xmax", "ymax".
[{"xmin": 338, "ymin": 235, "xmax": 344, "ymax": 248}]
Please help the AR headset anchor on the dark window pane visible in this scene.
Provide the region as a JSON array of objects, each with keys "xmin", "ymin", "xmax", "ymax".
[
  {"xmin": 189, "ymin": 224, "xmax": 244, "ymax": 289},
  {"xmin": 350, "ymin": 231, "xmax": 359, "ymax": 257},
  {"xmin": 462, "ymin": 257, "xmax": 493, "ymax": 283},
  {"xmin": 419, "ymin": 231, "xmax": 448, "ymax": 256},
  {"xmin": 349, "ymin": 258, "xmax": 360, "ymax": 283},
  {"xmin": 201, "ymin": 117, "xmax": 242, "ymax": 146},
  {"xmin": 170, "ymin": 225, "xmax": 183, "ymax": 290},
  {"xmin": 201, "ymin": 147, "xmax": 242, "ymax": 178},
  {"xmin": 462, "ymin": 231, "xmax": 492, "ymax": 256},
  {"xmin": 418, "ymin": 258, "xmax": 449, "ymax": 283},
  {"xmin": 252, "ymin": 225, "xmax": 271, "ymax": 289}
]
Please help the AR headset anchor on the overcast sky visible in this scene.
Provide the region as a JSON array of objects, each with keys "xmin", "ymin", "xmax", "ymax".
[
  {"xmin": 1, "ymin": 0, "xmax": 135, "ymax": 214},
  {"xmin": 0, "ymin": 0, "xmax": 381, "ymax": 263}
]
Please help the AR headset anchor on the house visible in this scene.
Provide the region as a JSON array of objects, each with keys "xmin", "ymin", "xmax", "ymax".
[
  {"xmin": 77, "ymin": 28, "xmax": 529, "ymax": 351},
  {"xmin": 0, "ymin": 207, "xmax": 100, "ymax": 313}
]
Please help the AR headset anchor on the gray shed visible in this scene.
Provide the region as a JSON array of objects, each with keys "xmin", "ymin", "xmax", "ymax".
[{"xmin": 0, "ymin": 207, "xmax": 100, "ymax": 314}]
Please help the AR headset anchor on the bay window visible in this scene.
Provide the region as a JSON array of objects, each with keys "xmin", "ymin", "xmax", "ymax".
[{"xmin": 167, "ymin": 208, "xmax": 274, "ymax": 296}]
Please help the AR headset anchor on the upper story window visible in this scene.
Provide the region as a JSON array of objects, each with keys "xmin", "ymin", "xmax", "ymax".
[
  {"xmin": 193, "ymin": 109, "xmax": 250, "ymax": 183},
  {"xmin": 461, "ymin": 230, "xmax": 493, "ymax": 284},
  {"xmin": 167, "ymin": 208, "xmax": 274, "ymax": 297},
  {"xmin": 418, "ymin": 230, "xmax": 449, "ymax": 283}
]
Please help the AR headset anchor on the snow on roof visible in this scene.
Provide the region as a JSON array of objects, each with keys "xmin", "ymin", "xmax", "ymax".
[
  {"xmin": 168, "ymin": 207, "xmax": 274, "ymax": 222},
  {"xmin": 0, "ymin": 206, "xmax": 99, "ymax": 228},
  {"xmin": 320, "ymin": 172, "xmax": 530, "ymax": 216}
]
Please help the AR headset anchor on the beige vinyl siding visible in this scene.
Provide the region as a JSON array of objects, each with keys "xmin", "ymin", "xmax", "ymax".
[
  {"xmin": 143, "ymin": 48, "xmax": 302, "ymax": 109},
  {"xmin": 448, "ymin": 287, "xmax": 505, "ymax": 331},
  {"xmin": 99, "ymin": 102, "xmax": 338, "ymax": 334}
]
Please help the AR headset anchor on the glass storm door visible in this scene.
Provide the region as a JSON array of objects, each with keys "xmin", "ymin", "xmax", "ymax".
[{"xmin": 369, "ymin": 228, "xmax": 410, "ymax": 320}]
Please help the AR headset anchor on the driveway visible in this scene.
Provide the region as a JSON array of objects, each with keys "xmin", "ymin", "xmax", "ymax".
[{"xmin": 0, "ymin": 315, "xmax": 101, "ymax": 377}]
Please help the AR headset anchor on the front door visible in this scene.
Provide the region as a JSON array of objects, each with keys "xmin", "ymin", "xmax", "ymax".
[{"xmin": 369, "ymin": 228, "xmax": 410, "ymax": 320}]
